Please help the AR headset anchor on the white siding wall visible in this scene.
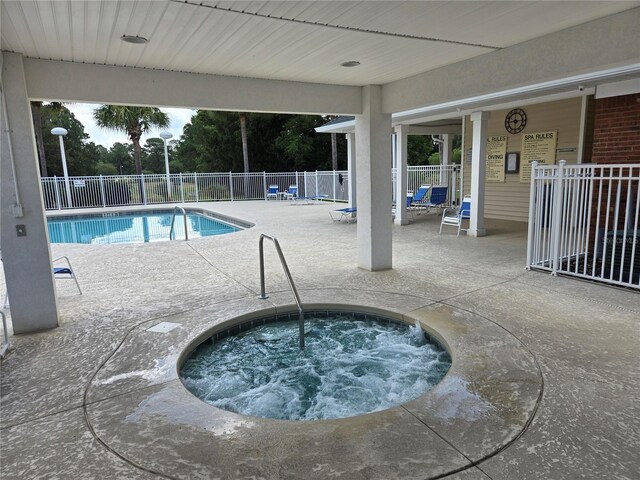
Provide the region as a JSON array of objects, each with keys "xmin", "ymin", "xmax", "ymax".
[{"xmin": 463, "ymin": 98, "xmax": 582, "ymax": 222}]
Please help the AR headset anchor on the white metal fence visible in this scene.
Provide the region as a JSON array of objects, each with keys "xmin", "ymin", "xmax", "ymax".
[
  {"xmin": 395, "ymin": 164, "xmax": 463, "ymax": 205},
  {"xmin": 41, "ymin": 165, "xmax": 462, "ymax": 211},
  {"xmin": 527, "ymin": 160, "xmax": 639, "ymax": 289},
  {"xmin": 40, "ymin": 171, "xmax": 349, "ymax": 210}
]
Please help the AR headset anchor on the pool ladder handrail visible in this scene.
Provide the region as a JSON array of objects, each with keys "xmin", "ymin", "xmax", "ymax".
[
  {"xmin": 169, "ymin": 206, "xmax": 189, "ymax": 241},
  {"xmin": 258, "ymin": 234, "xmax": 305, "ymax": 349}
]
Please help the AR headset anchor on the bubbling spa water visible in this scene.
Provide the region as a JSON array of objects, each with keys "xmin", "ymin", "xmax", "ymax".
[{"xmin": 180, "ymin": 312, "xmax": 451, "ymax": 420}]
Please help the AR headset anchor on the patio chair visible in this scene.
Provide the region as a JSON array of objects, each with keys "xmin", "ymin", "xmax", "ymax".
[
  {"xmin": 408, "ymin": 185, "xmax": 431, "ymax": 212},
  {"xmin": 424, "ymin": 185, "xmax": 449, "ymax": 213},
  {"xmin": 51, "ymin": 256, "xmax": 83, "ymax": 294},
  {"xmin": 3, "ymin": 255, "xmax": 82, "ymax": 307},
  {"xmin": 284, "ymin": 185, "xmax": 298, "ymax": 200},
  {"xmin": 440, "ymin": 195, "xmax": 471, "ymax": 236},
  {"xmin": 266, "ymin": 184, "xmax": 279, "ymax": 200},
  {"xmin": 330, "ymin": 207, "xmax": 357, "ymax": 223},
  {"xmin": 392, "ymin": 191, "xmax": 416, "ymax": 220},
  {"xmin": 293, "ymin": 194, "xmax": 329, "ymax": 205}
]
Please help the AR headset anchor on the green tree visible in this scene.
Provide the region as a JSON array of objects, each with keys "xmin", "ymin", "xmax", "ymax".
[
  {"xmin": 41, "ymin": 104, "xmax": 94, "ymax": 176},
  {"xmin": 407, "ymin": 136, "xmax": 437, "ymax": 166},
  {"xmin": 81, "ymin": 142, "xmax": 109, "ymax": 173},
  {"xmin": 94, "ymin": 161, "xmax": 119, "ymax": 175},
  {"xmin": 93, "ymin": 105, "xmax": 169, "ymax": 175},
  {"xmin": 174, "ymin": 111, "xmax": 345, "ymax": 173},
  {"xmin": 275, "ymin": 115, "xmax": 344, "ymax": 171},
  {"xmin": 141, "ymin": 138, "xmax": 171, "ymax": 174},
  {"xmin": 175, "ymin": 110, "xmax": 243, "ymax": 172},
  {"xmin": 107, "ymin": 142, "xmax": 134, "ymax": 175}
]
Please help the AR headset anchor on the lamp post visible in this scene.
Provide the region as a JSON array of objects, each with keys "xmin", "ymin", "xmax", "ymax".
[
  {"xmin": 159, "ymin": 131, "xmax": 173, "ymax": 200},
  {"xmin": 51, "ymin": 127, "xmax": 73, "ymax": 208}
]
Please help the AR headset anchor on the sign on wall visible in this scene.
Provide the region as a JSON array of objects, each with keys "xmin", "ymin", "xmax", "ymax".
[
  {"xmin": 485, "ymin": 135, "xmax": 507, "ymax": 182},
  {"xmin": 520, "ymin": 131, "xmax": 557, "ymax": 182}
]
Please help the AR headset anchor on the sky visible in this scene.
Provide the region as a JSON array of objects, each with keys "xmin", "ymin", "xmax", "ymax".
[{"xmin": 67, "ymin": 103, "xmax": 196, "ymax": 148}]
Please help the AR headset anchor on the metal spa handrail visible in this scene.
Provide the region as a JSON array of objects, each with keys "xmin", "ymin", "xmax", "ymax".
[
  {"xmin": 169, "ymin": 206, "xmax": 189, "ymax": 241},
  {"xmin": 258, "ymin": 234, "xmax": 305, "ymax": 349}
]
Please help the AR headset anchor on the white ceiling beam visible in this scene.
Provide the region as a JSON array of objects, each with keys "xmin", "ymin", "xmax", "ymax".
[
  {"xmin": 394, "ymin": 125, "xmax": 461, "ymax": 135},
  {"xmin": 22, "ymin": 58, "xmax": 362, "ymax": 115},
  {"xmin": 383, "ymin": 7, "xmax": 640, "ymax": 114}
]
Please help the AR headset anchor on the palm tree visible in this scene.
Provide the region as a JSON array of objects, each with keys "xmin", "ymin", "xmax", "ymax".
[
  {"xmin": 331, "ymin": 133, "xmax": 338, "ymax": 171},
  {"xmin": 239, "ymin": 112, "xmax": 250, "ymax": 195},
  {"xmin": 93, "ymin": 105, "xmax": 169, "ymax": 175}
]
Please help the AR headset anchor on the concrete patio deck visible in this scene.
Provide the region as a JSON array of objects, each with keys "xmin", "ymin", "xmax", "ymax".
[{"xmin": 1, "ymin": 200, "xmax": 638, "ymax": 479}]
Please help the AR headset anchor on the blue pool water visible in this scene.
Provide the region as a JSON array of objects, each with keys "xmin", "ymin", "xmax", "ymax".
[
  {"xmin": 47, "ymin": 210, "xmax": 241, "ymax": 244},
  {"xmin": 180, "ymin": 313, "xmax": 451, "ymax": 420}
]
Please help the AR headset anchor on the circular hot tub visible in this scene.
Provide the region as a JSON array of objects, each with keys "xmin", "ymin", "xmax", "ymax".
[
  {"xmin": 179, "ymin": 310, "xmax": 451, "ymax": 420},
  {"xmin": 85, "ymin": 296, "xmax": 542, "ymax": 480}
]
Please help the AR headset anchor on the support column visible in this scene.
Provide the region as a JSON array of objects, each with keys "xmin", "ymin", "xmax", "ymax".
[
  {"xmin": 469, "ymin": 111, "xmax": 489, "ymax": 237},
  {"xmin": 356, "ymin": 85, "xmax": 392, "ymax": 271},
  {"xmin": 442, "ymin": 134, "xmax": 452, "ymax": 166},
  {"xmin": 346, "ymin": 133, "xmax": 357, "ymax": 209},
  {"xmin": 1, "ymin": 52, "xmax": 59, "ymax": 333},
  {"xmin": 440, "ymin": 133, "xmax": 453, "ymax": 200},
  {"xmin": 394, "ymin": 125, "xmax": 409, "ymax": 225}
]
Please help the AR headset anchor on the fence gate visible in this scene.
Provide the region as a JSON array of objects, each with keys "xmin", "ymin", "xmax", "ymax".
[{"xmin": 527, "ymin": 160, "xmax": 639, "ymax": 289}]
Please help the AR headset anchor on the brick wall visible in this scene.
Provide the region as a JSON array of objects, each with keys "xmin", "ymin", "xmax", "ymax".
[
  {"xmin": 589, "ymin": 94, "xmax": 639, "ymax": 263},
  {"xmin": 591, "ymin": 93, "xmax": 640, "ymax": 164}
]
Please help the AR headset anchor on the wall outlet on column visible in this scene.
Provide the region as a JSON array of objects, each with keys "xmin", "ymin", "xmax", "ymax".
[{"xmin": 16, "ymin": 224, "xmax": 27, "ymax": 237}]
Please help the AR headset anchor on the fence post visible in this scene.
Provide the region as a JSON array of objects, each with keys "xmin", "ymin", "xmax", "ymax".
[
  {"xmin": 304, "ymin": 171, "xmax": 308, "ymax": 197},
  {"xmin": 551, "ymin": 160, "xmax": 566, "ymax": 276},
  {"xmin": 194, "ymin": 172, "xmax": 199, "ymax": 202},
  {"xmin": 99, "ymin": 175, "xmax": 106, "ymax": 207},
  {"xmin": 333, "ymin": 170, "xmax": 337, "ymax": 202},
  {"xmin": 451, "ymin": 167, "xmax": 457, "ymax": 205},
  {"xmin": 229, "ymin": 172, "xmax": 234, "ymax": 201},
  {"xmin": 526, "ymin": 161, "xmax": 539, "ymax": 270},
  {"xmin": 263, "ymin": 172, "xmax": 267, "ymax": 200},
  {"xmin": 315, "ymin": 171, "xmax": 319, "ymax": 198},
  {"xmin": 179, "ymin": 173, "xmax": 184, "ymax": 203},
  {"xmin": 141, "ymin": 174, "xmax": 147, "ymax": 205},
  {"xmin": 53, "ymin": 176, "xmax": 62, "ymax": 210}
]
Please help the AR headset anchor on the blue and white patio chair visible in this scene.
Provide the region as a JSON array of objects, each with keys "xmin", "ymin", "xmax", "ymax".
[
  {"xmin": 284, "ymin": 185, "xmax": 298, "ymax": 200},
  {"xmin": 440, "ymin": 195, "xmax": 471, "ymax": 236},
  {"xmin": 266, "ymin": 184, "xmax": 279, "ymax": 200},
  {"xmin": 392, "ymin": 191, "xmax": 416, "ymax": 220},
  {"xmin": 408, "ymin": 184, "xmax": 431, "ymax": 212},
  {"xmin": 52, "ymin": 256, "xmax": 83, "ymax": 294},
  {"xmin": 293, "ymin": 194, "xmax": 329, "ymax": 205},
  {"xmin": 424, "ymin": 185, "xmax": 449, "ymax": 213},
  {"xmin": 330, "ymin": 207, "xmax": 357, "ymax": 223},
  {"xmin": 3, "ymin": 255, "xmax": 82, "ymax": 308}
]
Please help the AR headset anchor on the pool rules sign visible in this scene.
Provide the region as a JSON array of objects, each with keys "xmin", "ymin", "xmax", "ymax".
[
  {"xmin": 485, "ymin": 135, "xmax": 507, "ymax": 182},
  {"xmin": 520, "ymin": 131, "xmax": 557, "ymax": 183}
]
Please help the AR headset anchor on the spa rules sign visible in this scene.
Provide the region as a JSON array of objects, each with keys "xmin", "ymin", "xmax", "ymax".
[
  {"xmin": 520, "ymin": 130, "xmax": 557, "ymax": 183},
  {"xmin": 485, "ymin": 135, "xmax": 507, "ymax": 182}
]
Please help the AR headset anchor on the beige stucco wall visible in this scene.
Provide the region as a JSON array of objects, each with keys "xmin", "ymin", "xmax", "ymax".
[{"xmin": 463, "ymin": 97, "xmax": 583, "ymax": 222}]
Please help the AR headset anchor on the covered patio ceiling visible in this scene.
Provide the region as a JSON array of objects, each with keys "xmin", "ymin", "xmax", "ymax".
[{"xmin": 1, "ymin": 0, "xmax": 638, "ymax": 88}]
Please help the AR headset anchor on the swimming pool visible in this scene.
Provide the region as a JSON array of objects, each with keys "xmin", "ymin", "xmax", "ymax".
[{"xmin": 47, "ymin": 209, "xmax": 244, "ymax": 244}]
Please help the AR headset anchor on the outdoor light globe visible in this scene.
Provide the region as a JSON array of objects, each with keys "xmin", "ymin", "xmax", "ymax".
[
  {"xmin": 159, "ymin": 131, "xmax": 173, "ymax": 140},
  {"xmin": 51, "ymin": 127, "xmax": 68, "ymax": 136}
]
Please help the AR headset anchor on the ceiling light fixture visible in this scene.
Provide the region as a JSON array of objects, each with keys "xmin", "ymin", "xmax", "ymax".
[
  {"xmin": 121, "ymin": 35, "xmax": 149, "ymax": 45},
  {"xmin": 340, "ymin": 61, "xmax": 360, "ymax": 68}
]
